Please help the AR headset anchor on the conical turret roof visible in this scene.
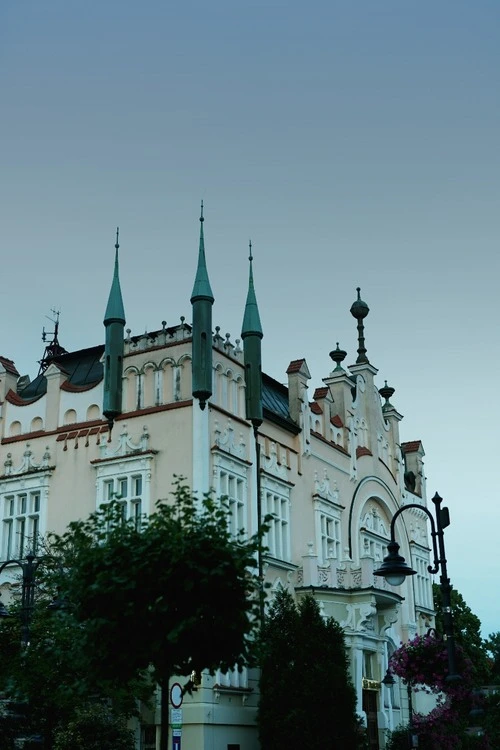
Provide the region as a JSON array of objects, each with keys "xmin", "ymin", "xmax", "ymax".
[
  {"xmin": 190, "ymin": 202, "xmax": 214, "ymax": 302},
  {"xmin": 242, "ymin": 241, "xmax": 263, "ymax": 338},
  {"xmin": 104, "ymin": 229, "xmax": 126, "ymax": 324}
]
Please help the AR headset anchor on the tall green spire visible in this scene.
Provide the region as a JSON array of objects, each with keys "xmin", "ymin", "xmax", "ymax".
[
  {"xmin": 241, "ymin": 241, "xmax": 263, "ymax": 428},
  {"xmin": 103, "ymin": 228, "xmax": 126, "ymax": 431},
  {"xmin": 104, "ymin": 229, "xmax": 126, "ymax": 324},
  {"xmin": 191, "ymin": 202, "xmax": 214, "ymax": 410},
  {"xmin": 242, "ymin": 241, "xmax": 263, "ymax": 337},
  {"xmin": 190, "ymin": 201, "xmax": 214, "ymax": 303}
]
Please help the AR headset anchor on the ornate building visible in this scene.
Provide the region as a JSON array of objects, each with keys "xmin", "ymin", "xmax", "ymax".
[{"xmin": 0, "ymin": 210, "xmax": 434, "ymax": 749}]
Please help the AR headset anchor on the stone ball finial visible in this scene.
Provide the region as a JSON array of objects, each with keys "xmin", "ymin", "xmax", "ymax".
[{"xmin": 350, "ymin": 287, "xmax": 369, "ymax": 320}]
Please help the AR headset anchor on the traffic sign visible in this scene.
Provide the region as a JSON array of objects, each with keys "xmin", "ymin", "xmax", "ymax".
[{"xmin": 170, "ymin": 682, "xmax": 183, "ymax": 709}]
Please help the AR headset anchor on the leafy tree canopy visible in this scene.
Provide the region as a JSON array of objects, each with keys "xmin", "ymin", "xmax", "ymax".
[
  {"xmin": 0, "ymin": 480, "xmax": 264, "ymax": 750},
  {"xmin": 52, "ymin": 703, "xmax": 135, "ymax": 750},
  {"xmin": 49, "ymin": 479, "xmax": 264, "ymax": 685},
  {"xmin": 433, "ymin": 583, "xmax": 489, "ymax": 684},
  {"xmin": 485, "ymin": 632, "xmax": 500, "ymax": 684}
]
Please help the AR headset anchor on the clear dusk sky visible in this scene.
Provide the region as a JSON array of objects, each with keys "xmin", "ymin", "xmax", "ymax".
[{"xmin": 1, "ymin": 1, "xmax": 499, "ymax": 637}]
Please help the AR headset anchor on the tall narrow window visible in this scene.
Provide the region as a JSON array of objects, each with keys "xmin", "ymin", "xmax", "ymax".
[
  {"xmin": 320, "ymin": 513, "xmax": 340, "ymax": 562},
  {"xmin": 261, "ymin": 482, "xmax": 291, "ymax": 562},
  {"xmin": 101, "ymin": 474, "xmax": 145, "ymax": 528},
  {"xmin": 220, "ymin": 470, "xmax": 245, "ymax": 537},
  {"xmin": 2, "ymin": 491, "xmax": 41, "ymax": 559}
]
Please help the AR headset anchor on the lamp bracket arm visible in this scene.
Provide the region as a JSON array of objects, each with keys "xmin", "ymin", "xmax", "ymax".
[
  {"xmin": 389, "ymin": 504, "xmax": 440, "ymax": 573},
  {"xmin": 0, "ymin": 558, "xmax": 25, "ymax": 575}
]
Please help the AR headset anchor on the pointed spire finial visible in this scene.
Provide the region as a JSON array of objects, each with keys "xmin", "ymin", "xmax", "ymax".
[
  {"xmin": 191, "ymin": 200, "xmax": 214, "ymax": 302},
  {"xmin": 103, "ymin": 228, "xmax": 126, "ymax": 434},
  {"xmin": 104, "ymin": 229, "xmax": 126, "ymax": 324},
  {"xmin": 242, "ymin": 241, "xmax": 263, "ymax": 338},
  {"xmin": 191, "ymin": 202, "xmax": 214, "ymax": 410},
  {"xmin": 241, "ymin": 242, "xmax": 263, "ymax": 428},
  {"xmin": 350, "ymin": 286, "xmax": 370, "ymax": 364}
]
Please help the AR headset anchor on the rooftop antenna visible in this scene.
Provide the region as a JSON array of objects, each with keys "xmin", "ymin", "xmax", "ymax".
[{"xmin": 38, "ymin": 309, "xmax": 67, "ymax": 374}]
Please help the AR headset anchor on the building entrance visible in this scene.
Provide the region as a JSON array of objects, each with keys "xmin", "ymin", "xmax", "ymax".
[{"xmin": 362, "ymin": 689, "xmax": 380, "ymax": 750}]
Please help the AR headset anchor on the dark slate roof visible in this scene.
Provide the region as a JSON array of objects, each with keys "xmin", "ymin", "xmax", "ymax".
[
  {"xmin": 262, "ymin": 373, "xmax": 300, "ymax": 433},
  {"xmin": 19, "ymin": 345, "xmax": 105, "ymax": 400}
]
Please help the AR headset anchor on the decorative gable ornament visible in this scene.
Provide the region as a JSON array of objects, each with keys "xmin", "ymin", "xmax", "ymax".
[
  {"xmin": 3, "ymin": 444, "xmax": 52, "ymax": 476},
  {"xmin": 98, "ymin": 424, "xmax": 150, "ymax": 459}
]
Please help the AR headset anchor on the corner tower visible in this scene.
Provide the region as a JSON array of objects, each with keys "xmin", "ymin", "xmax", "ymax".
[
  {"xmin": 241, "ymin": 241, "xmax": 263, "ymax": 431},
  {"xmin": 191, "ymin": 202, "xmax": 214, "ymax": 410},
  {"xmin": 103, "ymin": 228, "xmax": 126, "ymax": 431}
]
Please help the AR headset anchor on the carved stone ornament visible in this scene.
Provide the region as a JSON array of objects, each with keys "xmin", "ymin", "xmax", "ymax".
[
  {"xmin": 213, "ymin": 419, "xmax": 246, "ymax": 459},
  {"xmin": 262, "ymin": 441, "xmax": 288, "ymax": 479},
  {"xmin": 313, "ymin": 469, "xmax": 340, "ymax": 504},
  {"xmin": 340, "ymin": 601, "xmax": 377, "ymax": 632},
  {"xmin": 360, "ymin": 506, "xmax": 388, "ymax": 537},
  {"xmin": 3, "ymin": 444, "xmax": 52, "ymax": 476},
  {"xmin": 99, "ymin": 424, "xmax": 150, "ymax": 459},
  {"xmin": 317, "ymin": 566, "xmax": 330, "ymax": 585},
  {"xmin": 381, "ymin": 603, "xmax": 401, "ymax": 633}
]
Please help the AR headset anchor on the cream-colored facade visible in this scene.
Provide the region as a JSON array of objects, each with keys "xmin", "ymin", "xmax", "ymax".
[{"xmin": 0, "ymin": 259, "xmax": 434, "ymax": 750}]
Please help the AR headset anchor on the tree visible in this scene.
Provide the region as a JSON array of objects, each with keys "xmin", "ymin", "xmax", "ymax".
[
  {"xmin": 52, "ymin": 703, "xmax": 135, "ymax": 750},
  {"xmin": 258, "ymin": 589, "xmax": 360, "ymax": 750},
  {"xmin": 485, "ymin": 632, "xmax": 500, "ymax": 683},
  {"xmin": 0, "ymin": 574, "xmax": 149, "ymax": 749},
  {"xmin": 433, "ymin": 583, "xmax": 490, "ymax": 684},
  {"xmin": 49, "ymin": 479, "xmax": 265, "ymax": 750}
]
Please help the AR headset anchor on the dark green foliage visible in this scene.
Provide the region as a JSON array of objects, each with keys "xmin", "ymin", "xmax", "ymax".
[
  {"xmin": 0, "ymin": 480, "xmax": 264, "ymax": 749},
  {"xmin": 0, "ymin": 571, "xmax": 149, "ymax": 748},
  {"xmin": 485, "ymin": 633, "xmax": 500, "ymax": 684},
  {"xmin": 258, "ymin": 589, "xmax": 359, "ymax": 750},
  {"xmin": 433, "ymin": 583, "xmax": 490, "ymax": 684},
  {"xmin": 386, "ymin": 724, "xmax": 493, "ymax": 750},
  {"xmin": 481, "ymin": 690, "xmax": 500, "ymax": 745},
  {"xmin": 384, "ymin": 725, "xmax": 410, "ymax": 750},
  {"xmin": 49, "ymin": 479, "xmax": 264, "ymax": 684},
  {"xmin": 52, "ymin": 703, "xmax": 135, "ymax": 750}
]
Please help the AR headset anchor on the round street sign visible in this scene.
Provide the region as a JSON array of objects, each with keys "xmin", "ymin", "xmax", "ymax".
[{"xmin": 170, "ymin": 682, "xmax": 183, "ymax": 709}]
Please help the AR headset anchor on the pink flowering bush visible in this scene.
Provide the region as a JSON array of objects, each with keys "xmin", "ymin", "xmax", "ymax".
[
  {"xmin": 389, "ymin": 632, "xmax": 473, "ymax": 697},
  {"xmin": 386, "ymin": 634, "xmax": 486, "ymax": 750}
]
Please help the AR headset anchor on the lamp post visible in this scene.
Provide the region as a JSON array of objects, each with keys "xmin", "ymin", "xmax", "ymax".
[
  {"xmin": 0, "ymin": 551, "xmax": 62, "ymax": 749},
  {"xmin": 374, "ymin": 492, "xmax": 460, "ymax": 683},
  {"xmin": 0, "ymin": 551, "xmax": 60, "ymax": 647},
  {"xmin": 383, "ymin": 667, "xmax": 418, "ymax": 748}
]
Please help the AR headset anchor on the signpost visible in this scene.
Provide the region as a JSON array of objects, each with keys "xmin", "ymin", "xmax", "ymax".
[{"xmin": 170, "ymin": 683, "xmax": 183, "ymax": 750}]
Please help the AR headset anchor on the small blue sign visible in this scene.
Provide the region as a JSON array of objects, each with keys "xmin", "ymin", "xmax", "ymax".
[{"xmin": 172, "ymin": 735, "xmax": 181, "ymax": 750}]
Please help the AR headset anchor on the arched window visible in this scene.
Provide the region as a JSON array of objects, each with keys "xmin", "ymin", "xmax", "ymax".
[
  {"xmin": 9, "ymin": 421, "xmax": 22, "ymax": 437},
  {"xmin": 86, "ymin": 404, "xmax": 100, "ymax": 422},
  {"xmin": 64, "ymin": 409, "xmax": 77, "ymax": 425},
  {"xmin": 30, "ymin": 417, "xmax": 43, "ymax": 432}
]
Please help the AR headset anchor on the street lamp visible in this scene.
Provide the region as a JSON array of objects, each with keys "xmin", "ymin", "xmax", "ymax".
[
  {"xmin": 374, "ymin": 492, "xmax": 460, "ymax": 682},
  {"xmin": 0, "ymin": 551, "xmax": 60, "ymax": 647},
  {"xmin": 383, "ymin": 669, "xmax": 418, "ymax": 748}
]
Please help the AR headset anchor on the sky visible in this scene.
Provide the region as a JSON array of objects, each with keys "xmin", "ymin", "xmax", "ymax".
[{"xmin": 1, "ymin": 1, "xmax": 499, "ymax": 638}]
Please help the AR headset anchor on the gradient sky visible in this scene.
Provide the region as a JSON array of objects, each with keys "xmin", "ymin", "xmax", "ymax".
[{"xmin": 1, "ymin": 1, "xmax": 499, "ymax": 637}]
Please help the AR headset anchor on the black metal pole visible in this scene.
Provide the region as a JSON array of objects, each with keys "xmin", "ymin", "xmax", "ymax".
[
  {"xmin": 432, "ymin": 493, "xmax": 459, "ymax": 682},
  {"xmin": 407, "ymin": 682, "xmax": 416, "ymax": 748},
  {"xmin": 159, "ymin": 674, "xmax": 170, "ymax": 750},
  {"xmin": 20, "ymin": 554, "xmax": 38, "ymax": 648},
  {"xmin": 254, "ymin": 425, "xmax": 264, "ymax": 625}
]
